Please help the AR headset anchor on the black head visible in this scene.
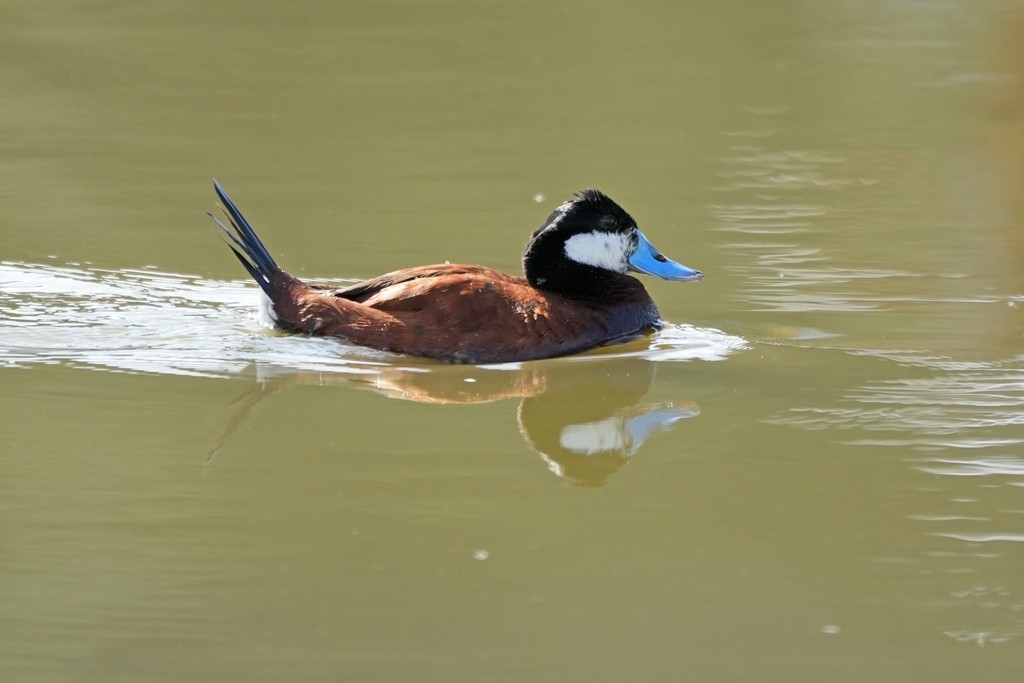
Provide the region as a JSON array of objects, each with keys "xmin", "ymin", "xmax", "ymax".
[{"xmin": 522, "ymin": 190, "xmax": 702, "ymax": 295}]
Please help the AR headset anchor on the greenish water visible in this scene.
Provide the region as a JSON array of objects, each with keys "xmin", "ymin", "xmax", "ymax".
[{"xmin": 2, "ymin": 1, "xmax": 1023, "ymax": 681}]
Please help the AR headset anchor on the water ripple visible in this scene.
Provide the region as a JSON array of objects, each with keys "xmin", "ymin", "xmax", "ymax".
[
  {"xmin": 0, "ymin": 261, "xmax": 746, "ymax": 378},
  {"xmin": 713, "ymin": 149, "xmax": 872, "ymax": 193},
  {"xmin": 775, "ymin": 366, "xmax": 1024, "ymax": 436},
  {"xmin": 932, "ymin": 532, "xmax": 1024, "ymax": 544},
  {"xmin": 916, "ymin": 457, "xmax": 1024, "ymax": 478}
]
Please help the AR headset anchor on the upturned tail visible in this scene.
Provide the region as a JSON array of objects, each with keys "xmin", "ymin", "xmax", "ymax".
[{"xmin": 209, "ymin": 179, "xmax": 279, "ymax": 297}]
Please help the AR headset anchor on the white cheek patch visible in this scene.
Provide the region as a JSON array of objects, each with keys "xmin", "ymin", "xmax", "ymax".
[{"xmin": 563, "ymin": 231, "xmax": 631, "ymax": 273}]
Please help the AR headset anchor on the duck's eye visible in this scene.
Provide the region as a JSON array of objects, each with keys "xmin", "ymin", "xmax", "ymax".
[{"xmin": 599, "ymin": 215, "xmax": 617, "ymax": 229}]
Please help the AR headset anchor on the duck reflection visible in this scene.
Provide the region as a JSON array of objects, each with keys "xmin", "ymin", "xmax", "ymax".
[
  {"xmin": 215, "ymin": 357, "xmax": 698, "ymax": 486},
  {"xmin": 512, "ymin": 361, "xmax": 697, "ymax": 485}
]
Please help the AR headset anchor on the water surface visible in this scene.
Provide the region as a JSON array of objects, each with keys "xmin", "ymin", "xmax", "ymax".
[{"xmin": 2, "ymin": 1, "xmax": 1023, "ymax": 681}]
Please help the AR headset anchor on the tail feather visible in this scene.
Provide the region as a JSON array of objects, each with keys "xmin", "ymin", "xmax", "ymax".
[{"xmin": 210, "ymin": 179, "xmax": 278, "ymax": 296}]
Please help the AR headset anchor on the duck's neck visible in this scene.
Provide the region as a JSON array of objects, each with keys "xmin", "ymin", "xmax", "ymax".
[
  {"xmin": 523, "ymin": 236, "xmax": 607, "ymax": 296},
  {"xmin": 527, "ymin": 264, "xmax": 649, "ymax": 302}
]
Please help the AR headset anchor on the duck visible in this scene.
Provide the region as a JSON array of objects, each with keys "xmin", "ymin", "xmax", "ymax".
[{"xmin": 210, "ymin": 180, "xmax": 702, "ymax": 363}]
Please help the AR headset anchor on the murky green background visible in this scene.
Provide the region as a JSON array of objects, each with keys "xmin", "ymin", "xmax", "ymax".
[{"xmin": 3, "ymin": 1, "xmax": 1023, "ymax": 680}]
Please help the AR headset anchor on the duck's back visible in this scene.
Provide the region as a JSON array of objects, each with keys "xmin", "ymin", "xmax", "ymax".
[
  {"xmin": 326, "ymin": 264, "xmax": 521, "ymax": 303},
  {"xmin": 284, "ymin": 264, "xmax": 660, "ymax": 363}
]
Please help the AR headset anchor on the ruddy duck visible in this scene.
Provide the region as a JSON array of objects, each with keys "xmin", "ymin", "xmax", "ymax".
[{"xmin": 211, "ymin": 181, "xmax": 702, "ymax": 363}]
